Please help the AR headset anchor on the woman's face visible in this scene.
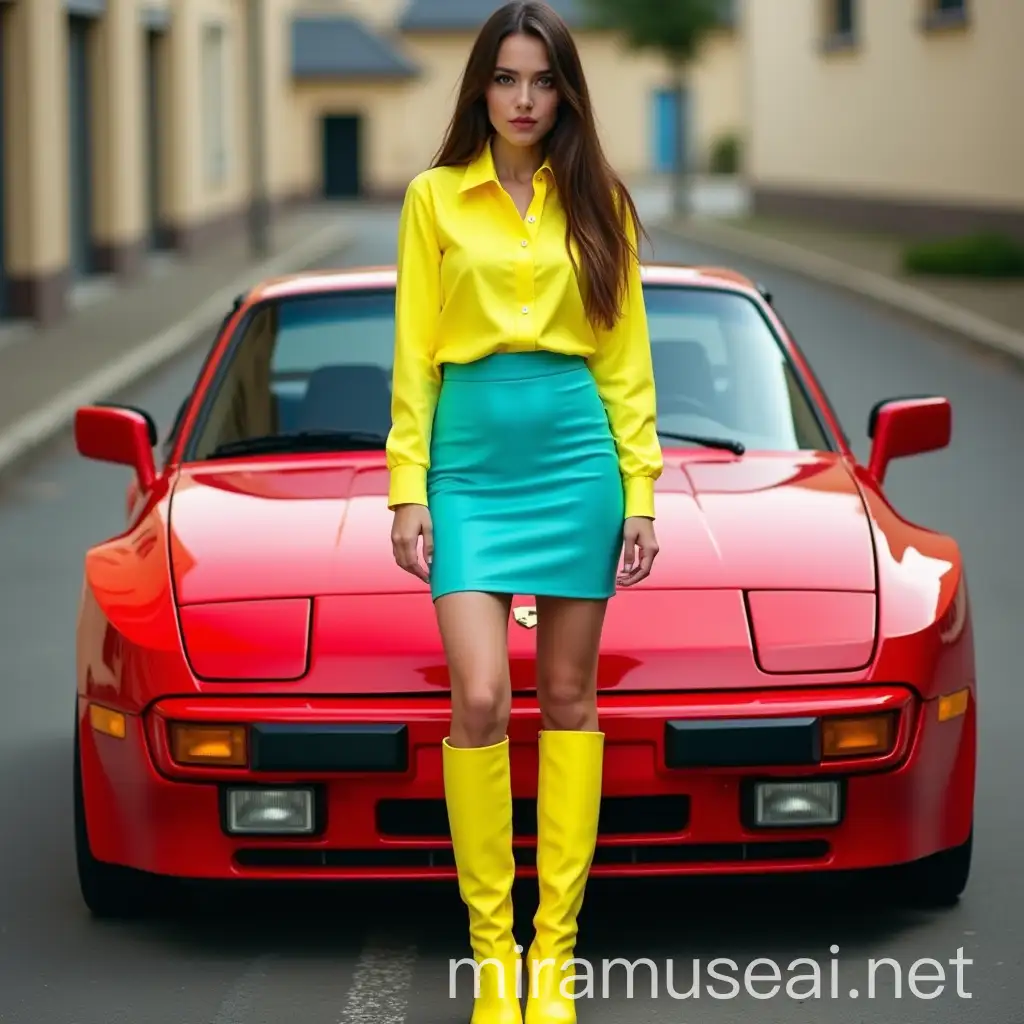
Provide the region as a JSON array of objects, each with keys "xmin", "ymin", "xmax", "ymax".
[{"xmin": 486, "ymin": 32, "xmax": 559, "ymax": 151}]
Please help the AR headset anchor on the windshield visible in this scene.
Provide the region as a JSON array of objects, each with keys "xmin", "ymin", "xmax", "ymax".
[{"xmin": 183, "ymin": 285, "xmax": 830, "ymax": 460}]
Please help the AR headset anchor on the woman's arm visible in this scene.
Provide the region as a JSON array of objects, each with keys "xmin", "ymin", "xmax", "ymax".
[
  {"xmin": 386, "ymin": 175, "xmax": 443, "ymax": 509},
  {"xmin": 586, "ymin": 213, "xmax": 663, "ymax": 519}
]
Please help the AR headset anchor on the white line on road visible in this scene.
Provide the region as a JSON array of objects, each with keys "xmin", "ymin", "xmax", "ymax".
[
  {"xmin": 338, "ymin": 940, "xmax": 418, "ymax": 1024},
  {"xmin": 0, "ymin": 220, "xmax": 354, "ymax": 477},
  {"xmin": 211, "ymin": 955, "xmax": 277, "ymax": 1024}
]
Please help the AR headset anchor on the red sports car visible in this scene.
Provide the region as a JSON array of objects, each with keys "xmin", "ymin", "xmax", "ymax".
[{"xmin": 72, "ymin": 264, "xmax": 975, "ymax": 918}]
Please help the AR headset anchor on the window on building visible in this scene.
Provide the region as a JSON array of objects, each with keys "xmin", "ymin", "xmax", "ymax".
[
  {"xmin": 923, "ymin": 0, "xmax": 968, "ymax": 30},
  {"xmin": 201, "ymin": 23, "xmax": 228, "ymax": 187},
  {"xmin": 821, "ymin": 0, "xmax": 856, "ymax": 49},
  {"xmin": 832, "ymin": 0, "xmax": 855, "ymax": 37}
]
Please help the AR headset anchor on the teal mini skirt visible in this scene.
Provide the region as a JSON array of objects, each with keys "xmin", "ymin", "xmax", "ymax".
[{"xmin": 426, "ymin": 350, "xmax": 624, "ymax": 601}]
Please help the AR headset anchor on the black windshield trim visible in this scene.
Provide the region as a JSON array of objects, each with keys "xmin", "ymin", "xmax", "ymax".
[{"xmin": 207, "ymin": 429, "xmax": 390, "ymax": 459}]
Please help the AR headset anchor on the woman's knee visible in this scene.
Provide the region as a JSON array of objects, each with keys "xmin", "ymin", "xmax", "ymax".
[
  {"xmin": 535, "ymin": 597, "xmax": 603, "ymax": 730},
  {"xmin": 537, "ymin": 672, "xmax": 595, "ymax": 730},
  {"xmin": 452, "ymin": 682, "xmax": 510, "ymax": 745}
]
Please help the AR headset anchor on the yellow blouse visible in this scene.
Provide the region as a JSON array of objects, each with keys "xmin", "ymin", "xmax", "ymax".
[{"xmin": 386, "ymin": 139, "xmax": 663, "ymax": 519}]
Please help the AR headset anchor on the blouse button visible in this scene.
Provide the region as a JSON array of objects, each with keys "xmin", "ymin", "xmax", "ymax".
[
  {"xmin": 528, "ymin": 216, "xmax": 536, "ymax": 223},
  {"xmin": 521, "ymin": 240, "xmax": 528, "ymax": 247},
  {"xmin": 522, "ymin": 306, "xmax": 529, "ymax": 314}
]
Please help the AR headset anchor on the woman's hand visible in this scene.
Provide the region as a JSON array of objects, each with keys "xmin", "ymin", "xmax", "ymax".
[
  {"xmin": 391, "ymin": 504, "xmax": 433, "ymax": 583},
  {"xmin": 618, "ymin": 516, "xmax": 659, "ymax": 586}
]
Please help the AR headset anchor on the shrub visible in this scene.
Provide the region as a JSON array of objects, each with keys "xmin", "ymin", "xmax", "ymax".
[
  {"xmin": 902, "ymin": 233, "xmax": 1024, "ymax": 277},
  {"xmin": 709, "ymin": 133, "xmax": 740, "ymax": 175}
]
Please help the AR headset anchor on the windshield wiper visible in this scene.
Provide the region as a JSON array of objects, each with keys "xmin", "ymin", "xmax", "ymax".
[
  {"xmin": 208, "ymin": 429, "xmax": 388, "ymax": 459},
  {"xmin": 657, "ymin": 430, "xmax": 745, "ymax": 455}
]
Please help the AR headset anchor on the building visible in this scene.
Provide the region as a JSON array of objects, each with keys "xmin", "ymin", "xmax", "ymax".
[
  {"xmin": 0, "ymin": 0, "xmax": 286, "ymax": 326},
  {"xmin": 290, "ymin": 0, "xmax": 743, "ymax": 199},
  {"xmin": 744, "ymin": 0, "xmax": 1024, "ymax": 239},
  {"xmin": 0, "ymin": 0, "xmax": 744, "ymax": 327}
]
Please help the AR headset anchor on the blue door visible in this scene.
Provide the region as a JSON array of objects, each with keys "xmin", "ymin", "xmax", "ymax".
[{"xmin": 652, "ymin": 87, "xmax": 689, "ymax": 173}]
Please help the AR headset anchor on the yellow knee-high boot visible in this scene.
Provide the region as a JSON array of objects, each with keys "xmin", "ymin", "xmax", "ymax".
[
  {"xmin": 524, "ymin": 730, "xmax": 604, "ymax": 1023},
  {"xmin": 443, "ymin": 736, "xmax": 524, "ymax": 1024}
]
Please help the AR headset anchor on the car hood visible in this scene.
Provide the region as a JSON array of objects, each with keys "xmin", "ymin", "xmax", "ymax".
[{"xmin": 167, "ymin": 451, "xmax": 875, "ymax": 604}]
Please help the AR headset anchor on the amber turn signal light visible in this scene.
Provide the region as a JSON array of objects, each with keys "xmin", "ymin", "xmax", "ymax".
[
  {"xmin": 938, "ymin": 688, "xmax": 969, "ymax": 721},
  {"xmin": 169, "ymin": 723, "xmax": 247, "ymax": 766},
  {"xmin": 89, "ymin": 703, "xmax": 126, "ymax": 739},
  {"xmin": 821, "ymin": 712, "xmax": 896, "ymax": 758}
]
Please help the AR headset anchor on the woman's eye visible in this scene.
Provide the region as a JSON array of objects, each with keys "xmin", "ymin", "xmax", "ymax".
[{"xmin": 495, "ymin": 74, "xmax": 513, "ymax": 84}]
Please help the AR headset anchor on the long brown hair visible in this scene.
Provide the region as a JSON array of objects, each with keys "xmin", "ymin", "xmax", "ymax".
[{"xmin": 432, "ymin": 0, "xmax": 644, "ymax": 332}]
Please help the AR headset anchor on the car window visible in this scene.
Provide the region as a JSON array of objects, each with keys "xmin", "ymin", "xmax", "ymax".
[
  {"xmin": 184, "ymin": 285, "xmax": 829, "ymax": 460},
  {"xmin": 644, "ymin": 286, "xmax": 829, "ymax": 451}
]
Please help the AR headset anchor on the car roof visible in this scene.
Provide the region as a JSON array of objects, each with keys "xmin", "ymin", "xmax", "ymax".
[{"xmin": 246, "ymin": 264, "xmax": 765, "ymax": 304}]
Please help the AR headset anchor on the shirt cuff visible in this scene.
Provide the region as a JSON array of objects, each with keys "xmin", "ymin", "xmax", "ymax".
[
  {"xmin": 388, "ymin": 464, "xmax": 428, "ymax": 509},
  {"xmin": 623, "ymin": 476, "xmax": 656, "ymax": 520}
]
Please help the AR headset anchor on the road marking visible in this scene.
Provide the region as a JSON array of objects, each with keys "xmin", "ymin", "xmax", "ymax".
[
  {"xmin": 211, "ymin": 955, "xmax": 276, "ymax": 1024},
  {"xmin": 0, "ymin": 220, "xmax": 354, "ymax": 477},
  {"xmin": 338, "ymin": 940, "xmax": 417, "ymax": 1024}
]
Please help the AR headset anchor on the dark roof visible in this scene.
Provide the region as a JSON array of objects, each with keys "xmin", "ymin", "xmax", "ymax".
[
  {"xmin": 400, "ymin": 0, "xmax": 592, "ymax": 31},
  {"xmin": 292, "ymin": 16, "xmax": 419, "ymax": 79}
]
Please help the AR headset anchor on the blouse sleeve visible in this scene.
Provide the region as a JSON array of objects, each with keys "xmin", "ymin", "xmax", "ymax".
[
  {"xmin": 585, "ymin": 211, "xmax": 663, "ymax": 519},
  {"xmin": 386, "ymin": 176, "xmax": 443, "ymax": 509}
]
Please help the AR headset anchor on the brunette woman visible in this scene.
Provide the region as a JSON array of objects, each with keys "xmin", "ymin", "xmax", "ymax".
[{"xmin": 386, "ymin": 2, "xmax": 661, "ymax": 1020}]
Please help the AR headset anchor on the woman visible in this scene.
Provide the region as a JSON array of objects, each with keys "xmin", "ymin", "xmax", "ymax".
[{"xmin": 386, "ymin": 1, "xmax": 661, "ymax": 1019}]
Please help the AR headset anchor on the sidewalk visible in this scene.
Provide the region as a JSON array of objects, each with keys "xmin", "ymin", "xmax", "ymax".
[
  {"xmin": 0, "ymin": 203, "xmax": 354, "ymax": 477},
  {"xmin": 659, "ymin": 213, "xmax": 1024, "ymax": 365}
]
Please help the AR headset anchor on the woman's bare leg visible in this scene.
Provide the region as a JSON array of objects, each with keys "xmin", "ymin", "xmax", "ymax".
[
  {"xmin": 436, "ymin": 591, "xmax": 523, "ymax": 1021},
  {"xmin": 526, "ymin": 596, "xmax": 607, "ymax": 1020},
  {"xmin": 436, "ymin": 591, "xmax": 514, "ymax": 746},
  {"xmin": 534, "ymin": 596, "xmax": 606, "ymax": 730}
]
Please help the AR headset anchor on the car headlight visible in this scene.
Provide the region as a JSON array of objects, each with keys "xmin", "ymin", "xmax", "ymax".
[
  {"xmin": 753, "ymin": 781, "xmax": 841, "ymax": 826},
  {"xmin": 224, "ymin": 787, "xmax": 315, "ymax": 834}
]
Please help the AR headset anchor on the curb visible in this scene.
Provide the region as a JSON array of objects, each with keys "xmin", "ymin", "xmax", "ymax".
[
  {"xmin": 0, "ymin": 221, "xmax": 355, "ymax": 479},
  {"xmin": 656, "ymin": 218, "xmax": 1024, "ymax": 363}
]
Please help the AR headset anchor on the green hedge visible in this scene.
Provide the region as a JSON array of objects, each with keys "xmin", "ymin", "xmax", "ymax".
[
  {"xmin": 709, "ymin": 133, "xmax": 740, "ymax": 175},
  {"xmin": 902, "ymin": 233, "xmax": 1024, "ymax": 277}
]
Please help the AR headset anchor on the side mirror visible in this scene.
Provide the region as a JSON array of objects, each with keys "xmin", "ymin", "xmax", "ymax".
[
  {"xmin": 74, "ymin": 404, "xmax": 158, "ymax": 491},
  {"xmin": 867, "ymin": 395, "xmax": 951, "ymax": 484}
]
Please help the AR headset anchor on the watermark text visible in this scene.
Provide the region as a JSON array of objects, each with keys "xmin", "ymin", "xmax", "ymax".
[{"xmin": 449, "ymin": 945, "xmax": 973, "ymax": 1001}]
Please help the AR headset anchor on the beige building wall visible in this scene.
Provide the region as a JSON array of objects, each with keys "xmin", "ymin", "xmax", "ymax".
[
  {"xmin": 0, "ymin": 0, "xmax": 300, "ymax": 326},
  {"xmin": 3, "ymin": 0, "xmax": 69, "ymax": 319},
  {"xmin": 746, "ymin": 0, "xmax": 1024, "ymax": 237},
  {"xmin": 285, "ymin": 23, "xmax": 745, "ymax": 195},
  {"xmin": 0, "ymin": 0, "xmax": 745, "ymax": 328},
  {"xmin": 687, "ymin": 27, "xmax": 745, "ymax": 172},
  {"xmin": 289, "ymin": 80, "xmax": 413, "ymax": 197}
]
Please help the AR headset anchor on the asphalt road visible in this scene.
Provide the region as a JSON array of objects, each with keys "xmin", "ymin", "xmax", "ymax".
[{"xmin": 0, "ymin": 201, "xmax": 1020, "ymax": 1023}]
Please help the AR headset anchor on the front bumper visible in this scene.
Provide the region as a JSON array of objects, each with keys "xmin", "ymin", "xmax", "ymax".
[{"xmin": 77, "ymin": 684, "xmax": 975, "ymax": 881}]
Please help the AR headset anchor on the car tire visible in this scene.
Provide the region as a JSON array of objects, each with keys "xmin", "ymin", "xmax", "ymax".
[
  {"xmin": 73, "ymin": 715, "xmax": 168, "ymax": 919},
  {"xmin": 897, "ymin": 827, "xmax": 973, "ymax": 908}
]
